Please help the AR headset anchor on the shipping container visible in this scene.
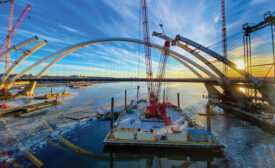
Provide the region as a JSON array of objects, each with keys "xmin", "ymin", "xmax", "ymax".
[
  {"xmin": 188, "ymin": 129, "xmax": 213, "ymax": 142},
  {"xmin": 166, "ymin": 133, "xmax": 187, "ymax": 142},
  {"xmin": 136, "ymin": 130, "xmax": 154, "ymax": 140},
  {"xmin": 114, "ymin": 128, "xmax": 135, "ymax": 140}
]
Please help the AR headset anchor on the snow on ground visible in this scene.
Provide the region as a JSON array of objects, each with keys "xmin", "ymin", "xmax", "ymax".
[{"xmin": 117, "ymin": 101, "xmax": 188, "ymax": 135}]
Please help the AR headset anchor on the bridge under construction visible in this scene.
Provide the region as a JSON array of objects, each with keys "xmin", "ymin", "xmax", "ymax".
[
  {"xmin": 0, "ymin": 0, "xmax": 274, "ymax": 131},
  {"xmin": 0, "ymin": 1, "xmax": 274, "ymax": 167}
]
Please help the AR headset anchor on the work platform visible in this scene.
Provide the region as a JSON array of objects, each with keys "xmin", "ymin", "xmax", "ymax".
[
  {"xmin": 0, "ymin": 100, "xmax": 62, "ymax": 117},
  {"xmin": 104, "ymin": 100, "xmax": 224, "ymax": 149}
]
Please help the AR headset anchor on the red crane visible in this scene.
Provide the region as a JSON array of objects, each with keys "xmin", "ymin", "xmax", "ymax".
[
  {"xmin": 0, "ymin": 0, "xmax": 15, "ymax": 71},
  {"xmin": 0, "ymin": 3, "xmax": 32, "ymax": 64},
  {"xmin": 141, "ymin": 0, "xmax": 171, "ymax": 125},
  {"xmin": 141, "ymin": 0, "xmax": 156, "ymax": 116},
  {"xmin": 6, "ymin": 0, "xmax": 14, "ymax": 72}
]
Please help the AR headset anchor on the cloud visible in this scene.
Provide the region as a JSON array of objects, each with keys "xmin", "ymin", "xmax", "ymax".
[
  {"xmin": 58, "ymin": 24, "xmax": 85, "ymax": 36},
  {"xmin": 214, "ymin": 12, "xmax": 220, "ymax": 23},
  {"xmin": 228, "ymin": 38, "xmax": 266, "ymax": 59},
  {"xmin": 249, "ymin": 0, "xmax": 268, "ymax": 6},
  {"xmin": 102, "ymin": 0, "xmax": 137, "ymax": 21}
]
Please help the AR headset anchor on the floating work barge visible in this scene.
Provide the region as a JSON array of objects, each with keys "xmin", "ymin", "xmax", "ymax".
[
  {"xmin": 104, "ymin": 100, "xmax": 224, "ymax": 149},
  {"xmin": 0, "ymin": 100, "xmax": 62, "ymax": 117},
  {"xmin": 34, "ymin": 91, "xmax": 69, "ymax": 99},
  {"xmin": 68, "ymin": 82, "xmax": 94, "ymax": 88}
]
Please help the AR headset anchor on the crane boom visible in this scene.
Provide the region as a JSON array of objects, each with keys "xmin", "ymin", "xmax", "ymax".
[
  {"xmin": 141, "ymin": 0, "xmax": 154, "ymax": 94},
  {"xmin": 155, "ymin": 40, "xmax": 170, "ymax": 100},
  {"xmin": 5, "ymin": 0, "xmax": 14, "ymax": 72},
  {"xmin": 140, "ymin": 0, "xmax": 170, "ymax": 125},
  {"xmin": 141, "ymin": 0, "xmax": 158, "ymax": 116},
  {"xmin": 0, "ymin": 4, "xmax": 32, "ymax": 56},
  {"xmin": 221, "ymin": 0, "xmax": 227, "ymax": 76}
]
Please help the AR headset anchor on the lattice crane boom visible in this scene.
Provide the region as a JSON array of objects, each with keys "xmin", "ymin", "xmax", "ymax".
[
  {"xmin": 221, "ymin": 0, "xmax": 227, "ymax": 76},
  {"xmin": 141, "ymin": 0, "xmax": 154, "ymax": 95},
  {"xmin": 155, "ymin": 40, "xmax": 170, "ymax": 100},
  {"xmin": 5, "ymin": 0, "xmax": 14, "ymax": 71},
  {"xmin": 141, "ymin": 0, "xmax": 158, "ymax": 116},
  {"xmin": 0, "ymin": 4, "xmax": 32, "ymax": 56},
  {"xmin": 140, "ymin": 0, "xmax": 171, "ymax": 125}
]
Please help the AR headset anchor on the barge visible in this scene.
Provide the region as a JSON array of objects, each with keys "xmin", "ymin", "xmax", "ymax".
[
  {"xmin": 68, "ymin": 83, "xmax": 93, "ymax": 88},
  {"xmin": 0, "ymin": 100, "xmax": 62, "ymax": 117},
  {"xmin": 34, "ymin": 91, "xmax": 69, "ymax": 99},
  {"xmin": 104, "ymin": 100, "xmax": 224, "ymax": 149}
]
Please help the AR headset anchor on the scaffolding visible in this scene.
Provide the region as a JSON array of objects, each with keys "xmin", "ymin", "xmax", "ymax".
[
  {"xmin": 243, "ymin": 11, "xmax": 275, "ymax": 79},
  {"xmin": 242, "ymin": 11, "xmax": 275, "ymax": 99}
]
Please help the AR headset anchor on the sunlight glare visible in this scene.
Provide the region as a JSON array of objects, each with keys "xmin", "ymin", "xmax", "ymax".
[
  {"xmin": 236, "ymin": 61, "xmax": 245, "ymax": 69},
  {"xmin": 239, "ymin": 87, "xmax": 245, "ymax": 93}
]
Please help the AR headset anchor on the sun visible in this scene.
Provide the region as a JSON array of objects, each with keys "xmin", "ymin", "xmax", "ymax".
[
  {"xmin": 235, "ymin": 61, "xmax": 245, "ymax": 70},
  {"xmin": 239, "ymin": 87, "xmax": 245, "ymax": 93}
]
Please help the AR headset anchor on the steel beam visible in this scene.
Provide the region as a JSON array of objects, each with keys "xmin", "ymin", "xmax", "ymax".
[
  {"xmin": 0, "ymin": 40, "xmax": 47, "ymax": 83},
  {"xmin": 175, "ymin": 34, "xmax": 262, "ymax": 87},
  {"xmin": 153, "ymin": 32, "xmax": 230, "ymax": 85},
  {"xmin": 175, "ymin": 35, "xmax": 275, "ymax": 105},
  {"xmin": 0, "ymin": 36, "xmax": 38, "ymax": 60},
  {"xmin": 11, "ymin": 38, "xmax": 222, "ymax": 85},
  {"xmin": 152, "ymin": 32, "xmax": 249, "ymax": 102}
]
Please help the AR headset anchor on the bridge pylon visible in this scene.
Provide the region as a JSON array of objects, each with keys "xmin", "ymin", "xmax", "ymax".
[{"xmin": 20, "ymin": 81, "xmax": 37, "ymax": 96}]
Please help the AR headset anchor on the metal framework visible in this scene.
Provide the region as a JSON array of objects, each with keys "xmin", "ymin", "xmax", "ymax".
[
  {"xmin": 141, "ymin": 0, "xmax": 154, "ymax": 95},
  {"xmin": 0, "ymin": 4, "xmax": 32, "ymax": 71},
  {"xmin": 34, "ymin": 39, "xmax": 222, "ymax": 84},
  {"xmin": 0, "ymin": 40, "xmax": 47, "ymax": 85},
  {"xmin": 221, "ymin": 0, "xmax": 227, "ymax": 77},
  {"xmin": 153, "ymin": 32, "xmax": 251, "ymax": 104},
  {"xmin": 10, "ymin": 38, "xmax": 222, "ymax": 86},
  {"xmin": 175, "ymin": 34, "xmax": 275, "ymax": 105},
  {"xmin": 12, "ymin": 38, "xmax": 221, "ymax": 99},
  {"xmin": 5, "ymin": 37, "xmax": 274, "ymax": 104},
  {"xmin": 242, "ymin": 11, "xmax": 275, "ymax": 80},
  {"xmin": 6, "ymin": 0, "xmax": 14, "ymax": 72},
  {"xmin": 0, "ymin": 36, "xmax": 38, "ymax": 60},
  {"xmin": 153, "ymin": 32, "xmax": 230, "ymax": 86},
  {"xmin": 7, "ymin": 37, "xmax": 273, "ymax": 104},
  {"xmin": 175, "ymin": 35, "xmax": 261, "ymax": 86}
]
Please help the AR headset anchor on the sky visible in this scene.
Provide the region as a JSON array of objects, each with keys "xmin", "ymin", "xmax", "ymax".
[{"xmin": 0, "ymin": 0, "xmax": 274, "ymax": 78}]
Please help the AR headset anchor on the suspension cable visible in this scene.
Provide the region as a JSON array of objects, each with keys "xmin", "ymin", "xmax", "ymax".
[
  {"xmin": 207, "ymin": 31, "xmax": 243, "ymax": 49},
  {"xmin": 150, "ymin": 0, "xmax": 166, "ymax": 35},
  {"xmin": 263, "ymin": 64, "xmax": 273, "ymax": 81}
]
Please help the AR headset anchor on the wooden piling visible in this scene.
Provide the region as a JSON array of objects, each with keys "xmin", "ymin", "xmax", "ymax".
[
  {"xmin": 125, "ymin": 90, "xmax": 127, "ymax": 109},
  {"xmin": 163, "ymin": 89, "xmax": 166, "ymax": 103},
  {"xmin": 111, "ymin": 97, "xmax": 114, "ymax": 130},
  {"xmin": 110, "ymin": 153, "xmax": 114, "ymax": 168},
  {"xmin": 136, "ymin": 85, "xmax": 140, "ymax": 101},
  {"xmin": 206, "ymin": 103, "xmax": 212, "ymax": 132},
  {"xmin": 177, "ymin": 93, "xmax": 180, "ymax": 109}
]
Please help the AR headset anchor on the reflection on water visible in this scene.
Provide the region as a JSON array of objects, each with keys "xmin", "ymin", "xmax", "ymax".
[{"xmin": 0, "ymin": 82, "xmax": 274, "ymax": 167}]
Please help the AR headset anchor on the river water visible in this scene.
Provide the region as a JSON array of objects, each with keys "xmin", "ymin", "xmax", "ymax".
[{"xmin": 0, "ymin": 82, "xmax": 274, "ymax": 168}]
